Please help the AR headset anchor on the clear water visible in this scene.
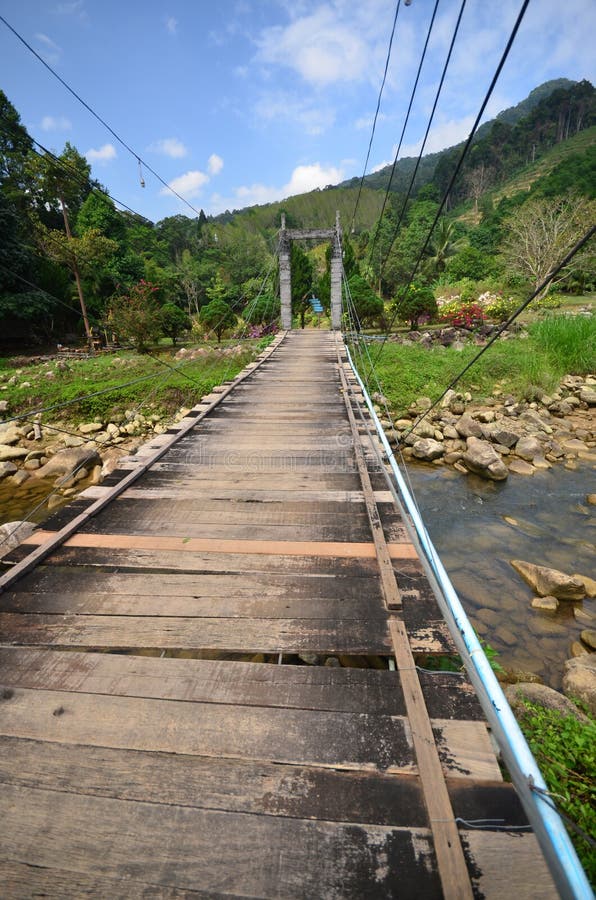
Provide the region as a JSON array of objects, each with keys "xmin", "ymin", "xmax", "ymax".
[{"xmin": 406, "ymin": 462, "xmax": 595, "ymax": 689}]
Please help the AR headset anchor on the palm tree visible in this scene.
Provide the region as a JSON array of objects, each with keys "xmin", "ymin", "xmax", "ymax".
[{"xmin": 429, "ymin": 218, "xmax": 457, "ymax": 274}]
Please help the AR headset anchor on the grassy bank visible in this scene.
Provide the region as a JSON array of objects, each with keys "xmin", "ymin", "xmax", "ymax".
[
  {"xmin": 0, "ymin": 339, "xmax": 269, "ymax": 427},
  {"xmin": 359, "ymin": 315, "xmax": 595, "ymax": 416}
]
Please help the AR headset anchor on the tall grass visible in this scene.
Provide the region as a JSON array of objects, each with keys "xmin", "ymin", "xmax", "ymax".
[{"xmin": 362, "ymin": 314, "xmax": 595, "ymax": 415}]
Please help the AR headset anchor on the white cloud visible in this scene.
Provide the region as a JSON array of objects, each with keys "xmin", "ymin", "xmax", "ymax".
[
  {"xmin": 85, "ymin": 143, "xmax": 117, "ymax": 164},
  {"xmin": 399, "ymin": 115, "xmax": 476, "ymax": 158},
  {"xmin": 207, "ymin": 154, "xmax": 224, "ymax": 175},
  {"xmin": 54, "ymin": 0, "xmax": 86, "ymax": 17},
  {"xmin": 355, "ymin": 112, "xmax": 388, "ymax": 131},
  {"xmin": 255, "ymin": 91, "xmax": 335, "ymax": 135},
  {"xmin": 210, "ymin": 162, "xmax": 344, "ymax": 213},
  {"xmin": 34, "ymin": 33, "xmax": 62, "ymax": 64},
  {"xmin": 41, "ymin": 115, "xmax": 72, "ymax": 131},
  {"xmin": 166, "ymin": 17, "xmax": 178, "ymax": 35},
  {"xmin": 161, "ymin": 170, "xmax": 209, "ymax": 199},
  {"xmin": 256, "ymin": 7, "xmax": 369, "ymax": 86},
  {"xmin": 234, "ymin": 65, "xmax": 248, "ymax": 78},
  {"xmin": 148, "ymin": 137, "xmax": 187, "ymax": 158}
]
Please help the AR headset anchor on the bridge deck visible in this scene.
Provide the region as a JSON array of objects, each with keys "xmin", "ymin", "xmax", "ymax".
[{"xmin": 0, "ymin": 331, "xmax": 556, "ymax": 898}]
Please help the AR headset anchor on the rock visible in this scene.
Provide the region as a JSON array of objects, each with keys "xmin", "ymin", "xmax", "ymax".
[
  {"xmin": 531, "ymin": 595, "xmax": 559, "ymax": 612},
  {"xmin": 0, "ymin": 400, "xmax": 8, "ymax": 413},
  {"xmin": 475, "ymin": 409, "xmax": 496, "ymax": 424},
  {"xmin": 79, "ymin": 422, "xmax": 103, "ymax": 435},
  {"xmin": 574, "ymin": 606, "xmax": 596, "ymax": 626},
  {"xmin": 581, "ymin": 629, "xmax": 596, "ymax": 650},
  {"xmin": 515, "ymin": 436, "xmax": 543, "ymax": 461},
  {"xmin": 443, "ymin": 424, "xmax": 459, "ymax": 440},
  {"xmin": 324, "ymin": 657, "xmax": 341, "ymax": 667},
  {"xmin": 0, "ymin": 461, "xmax": 17, "ymax": 479},
  {"xmin": 455, "ymin": 414, "xmax": 483, "ymax": 439},
  {"xmin": 0, "ymin": 520, "xmax": 37, "ymax": 559},
  {"xmin": 587, "ymin": 494, "xmax": 596, "ymax": 505},
  {"xmin": 0, "ymin": 427, "xmax": 22, "ymax": 446},
  {"xmin": 533, "ymin": 457, "xmax": 551, "ymax": 470},
  {"xmin": 9, "ymin": 470, "xmax": 29, "ymax": 486},
  {"xmin": 412, "ymin": 438, "xmax": 444, "ymax": 461},
  {"xmin": 499, "ymin": 669, "xmax": 543, "ymax": 685},
  {"xmin": 443, "ymin": 451, "xmax": 463, "ymax": 465},
  {"xmin": 62, "ymin": 435, "xmax": 85, "ymax": 448},
  {"xmin": 508, "ymin": 459, "xmax": 536, "ymax": 476},
  {"xmin": 561, "ymin": 438, "xmax": 589, "ymax": 455},
  {"xmin": 462, "ymin": 439, "xmax": 508, "ymax": 481},
  {"xmin": 562, "ymin": 655, "xmax": 596, "ymax": 715},
  {"xmin": 34, "ymin": 445, "xmax": 101, "ymax": 480},
  {"xmin": 579, "ymin": 387, "xmax": 596, "ymax": 405},
  {"xmin": 505, "ymin": 682, "xmax": 588, "ymax": 721},
  {"xmin": 510, "ymin": 560, "xmax": 586, "ymax": 600},
  {"xmin": 574, "ymin": 573, "xmax": 596, "ymax": 598},
  {"xmin": 0, "ymin": 445, "xmax": 28, "ymax": 462},
  {"xmin": 23, "ymin": 458, "xmax": 41, "ymax": 470},
  {"xmin": 298, "ymin": 653, "xmax": 322, "ymax": 665},
  {"xmin": 569, "ymin": 641, "xmax": 590, "ymax": 658}
]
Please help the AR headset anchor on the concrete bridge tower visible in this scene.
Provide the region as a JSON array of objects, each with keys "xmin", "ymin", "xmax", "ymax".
[{"xmin": 279, "ymin": 213, "xmax": 343, "ymax": 330}]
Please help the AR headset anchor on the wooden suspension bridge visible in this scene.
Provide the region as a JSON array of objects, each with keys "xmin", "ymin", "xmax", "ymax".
[{"xmin": 0, "ymin": 329, "xmax": 560, "ymax": 898}]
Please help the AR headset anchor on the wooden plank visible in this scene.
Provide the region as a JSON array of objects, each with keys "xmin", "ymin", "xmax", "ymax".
[
  {"xmin": 462, "ymin": 831, "xmax": 558, "ymax": 898},
  {"xmin": 336, "ymin": 347, "xmax": 402, "ymax": 611},
  {"xmin": 12, "ymin": 568, "xmax": 383, "ymax": 601},
  {"xmin": 0, "ymin": 590, "xmax": 388, "ymax": 620},
  {"xmin": 0, "ymin": 649, "xmax": 404, "ymax": 715},
  {"xmin": 0, "ymin": 784, "xmax": 441, "ymax": 898},
  {"xmin": 0, "ymin": 612, "xmax": 392, "ymax": 653},
  {"xmin": 388, "ymin": 616, "xmax": 474, "ymax": 900},
  {"xmin": 21, "ymin": 530, "xmax": 419, "ymax": 560},
  {"xmin": 0, "ymin": 332, "xmax": 287, "ymax": 596},
  {"xmin": 0, "ymin": 735, "xmax": 427, "ymax": 825},
  {"xmin": 0, "ymin": 686, "xmax": 414, "ymax": 771},
  {"xmin": 433, "ymin": 719, "xmax": 502, "ymax": 782}
]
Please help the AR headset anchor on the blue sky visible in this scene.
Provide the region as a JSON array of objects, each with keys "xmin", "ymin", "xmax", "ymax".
[{"xmin": 1, "ymin": 0, "xmax": 594, "ymax": 224}]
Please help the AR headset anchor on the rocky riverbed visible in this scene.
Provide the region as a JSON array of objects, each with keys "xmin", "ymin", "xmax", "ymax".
[{"xmin": 377, "ymin": 372, "xmax": 595, "ymax": 480}]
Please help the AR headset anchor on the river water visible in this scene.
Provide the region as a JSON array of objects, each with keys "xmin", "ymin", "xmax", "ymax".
[{"xmin": 406, "ymin": 462, "xmax": 595, "ymax": 689}]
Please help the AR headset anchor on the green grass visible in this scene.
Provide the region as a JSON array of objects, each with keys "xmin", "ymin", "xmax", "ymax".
[
  {"xmin": 0, "ymin": 341, "xmax": 265, "ymax": 426},
  {"xmin": 356, "ymin": 313, "xmax": 595, "ymax": 415},
  {"xmin": 517, "ymin": 700, "xmax": 596, "ymax": 885}
]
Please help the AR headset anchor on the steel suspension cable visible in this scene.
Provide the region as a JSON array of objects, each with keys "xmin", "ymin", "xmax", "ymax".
[
  {"xmin": 368, "ymin": 0, "xmax": 531, "ymax": 375},
  {"xmin": 367, "ymin": 0, "xmax": 441, "ymax": 267}
]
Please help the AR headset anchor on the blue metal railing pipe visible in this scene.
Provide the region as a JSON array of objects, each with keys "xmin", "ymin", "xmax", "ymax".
[{"xmin": 344, "ymin": 343, "xmax": 593, "ymax": 900}]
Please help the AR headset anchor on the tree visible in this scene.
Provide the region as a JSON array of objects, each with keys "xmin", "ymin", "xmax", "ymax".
[
  {"xmin": 290, "ymin": 243, "xmax": 314, "ymax": 328},
  {"xmin": 346, "ymin": 274, "xmax": 384, "ymax": 330},
  {"xmin": 428, "ymin": 218, "xmax": 457, "ymax": 275},
  {"xmin": 200, "ymin": 297, "xmax": 237, "ymax": 342},
  {"xmin": 501, "ymin": 194, "xmax": 595, "ymax": 296},
  {"xmin": 392, "ymin": 283, "xmax": 437, "ymax": 330},
  {"xmin": 159, "ymin": 302, "xmax": 190, "ymax": 345},
  {"xmin": 243, "ymin": 292, "xmax": 279, "ymax": 326},
  {"xmin": 107, "ymin": 280, "xmax": 161, "ymax": 352}
]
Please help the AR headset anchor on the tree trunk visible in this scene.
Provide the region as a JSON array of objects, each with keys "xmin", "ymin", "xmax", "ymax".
[{"xmin": 59, "ymin": 191, "xmax": 93, "ymax": 349}]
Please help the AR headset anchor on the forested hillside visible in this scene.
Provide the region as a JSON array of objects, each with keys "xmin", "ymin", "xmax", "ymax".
[{"xmin": 0, "ymin": 78, "xmax": 594, "ymax": 348}]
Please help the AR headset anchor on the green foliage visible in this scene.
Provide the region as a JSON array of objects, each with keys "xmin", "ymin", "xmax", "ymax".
[
  {"xmin": 517, "ymin": 701, "xmax": 596, "ymax": 882},
  {"xmin": 243, "ymin": 292, "xmax": 280, "ymax": 325},
  {"xmin": 107, "ymin": 280, "xmax": 161, "ymax": 352},
  {"xmin": 159, "ymin": 303, "xmax": 191, "ymax": 345},
  {"xmin": 200, "ymin": 297, "xmax": 237, "ymax": 342},
  {"xmin": 392, "ymin": 283, "xmax": 437, "ymax": 330},
  {"xmin": 363, "ymin": 314, "xmax": 596, "ymax": 416},
  {"xmin": 447, "ymin": 246, "xmax": 497, "ymax": 281},
  {"xmin": 347, "ymin": 274, "xmax": 384, "ymax": 329},
  {"xmin": 483, "ymin": 294, "xmax": 518, "ymax": 322}
]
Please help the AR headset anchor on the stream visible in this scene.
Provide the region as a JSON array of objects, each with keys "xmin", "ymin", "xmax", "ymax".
[{"xmin": 406, "ymin": 462, "xmax": 595, "ymax": 689}]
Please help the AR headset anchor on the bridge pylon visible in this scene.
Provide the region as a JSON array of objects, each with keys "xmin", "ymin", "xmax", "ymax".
[{"xmin": 279, "ymin": 212, "xmax": 342, "ymax": 330}]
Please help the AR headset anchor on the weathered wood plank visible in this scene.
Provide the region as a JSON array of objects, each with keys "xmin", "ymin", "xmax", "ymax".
[
  {"xmin": 462, "ymin": 831, "xmax": 557, "ymax": 898},
  {"xmin": 0, "ymin": 686, "xmax": 413, "ymax": 771},
  {"xmin": 0, "ymin": 735, "xmax": 427, "ymax": 826},
  {"xmin": 21, "ymin": 531, "xmax": 418, "ymax": 560},
  {"xmin": 0, "ymin": 612, "xmax": 392, "ymax": 653},
  {"xmin": 0, "ymin": 649, "xmax": 404, "ymax": 715},
  {"xmin": 0, "ymin": 783, "xmax": 441, "ymax": 898}
]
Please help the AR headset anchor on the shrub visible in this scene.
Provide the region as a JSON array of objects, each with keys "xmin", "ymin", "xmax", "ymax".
[
  {"xmin": 483, "ymin": 295, "xmax": 518, "ymax": 322},
  {"xmin": 439, "ymin": 300, "xmax": 486, "ymax": 329}
]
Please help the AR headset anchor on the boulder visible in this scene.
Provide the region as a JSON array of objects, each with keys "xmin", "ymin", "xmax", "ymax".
[
  {"xmin": 0, "ymin": 445, "xmax": 28, "ymax": 462},
  {"xmin": 412, "ymin": 438, "xmax": 444, "ymax": 461},
  {"xmin": 515, "ymin": 436, "xmax": 543, "ymax": 461},
  {"xmin": 0, "ymin": 520, "xmax": 37, "ymax": 559},
  {"xmin": 0, "ymin": 427, "xmax": 22, "ymax": 446},
  {"xmin": 508, "ymin": 459, "xmax": 535, "ymax": 476},
  {"xmin": 579, "ymin": 387, "xmax": 596, "ymax": 405},
  {"xmin": 455, "ymin": 414, "xmax": 483, "ymax": 439},
  {"xmin": 573, "ymin": 573, "xmax": 596, "ymax": 598},
  {"xmin": 462, "ymin": 439, "xmax": 508, "ymax": 481},
  {"xmin": 34, "ymin": 445, "xmax": 101, "ymax": 480},
  {"xmin": 531, "ymin": 595, "xmax": 559, "ymax": 612},
  {"xmin": 0, "ymin": 461, "xmax": 18, "ymax": 480},
  {"xmin": 79, "ymin": 422, "xmax": 103, "ymax": 435},
  {"xmin": 562, "ymin": 655, "xmax": 596, "ymax": 715},
  {"xmin": 505, "ymin": 682, "xmax": 588, "ymax": 722},
  {"xmin": 581, "ymin": 630, "xmax": 596, "ymax": 650},
  {"xmin": 510, "ymin": 560, "xmax": 586, "ymax": 600}
]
